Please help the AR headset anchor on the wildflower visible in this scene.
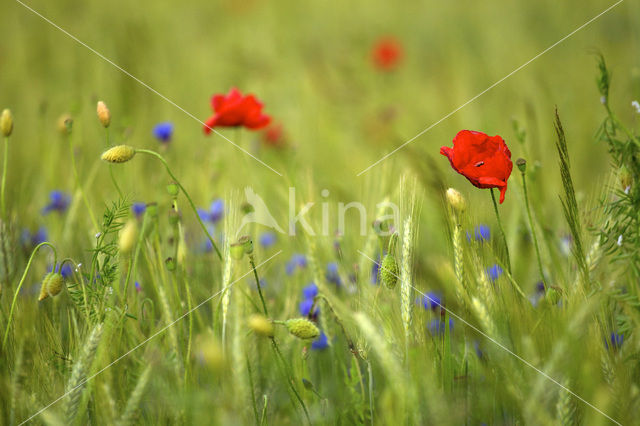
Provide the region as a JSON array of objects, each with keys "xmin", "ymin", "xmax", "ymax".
[
  {"xmin": 474, "ymin": 225, "xmax": 490, "ymax": 242},
  {"xmin": 132, "ymin": 202, "xmax": 146, "ymax": 218},
  {"xmin": 262, "ymin": 123, "xmax": 286, "ymax": 147},
  {"xmin": 21, "ymin": 226, "xmax": 48, "ymax": 248},
  {"xmin": 302, "ymin": 283, "xmax": 318, "ymax": 299},
  {"xmin": 1, "ymin": 109, "xmax": 14, "ymax": 137},
  {"xmin": 152, "ymin": 122, "xmax": 174, "ymax": 143},
  {"xmin": 486, "ymin": 264, "xmax": 503, "ymax": 283},
  {"xmin": 285, "ymin": 318, "xmax": 320, "ymax": 340},
  {"xmin": 209, "ymin": 199, "xmax": 224, "ymax": 223},
  {"xmin": 445, "ymin": 188, "xmax": 466, "ymax": 212},
  {"xmin": 248, "ymin": 314, "xmax": 274, "ymax": 338},
  {"xmin": 259, "ymin": 231, "xmax": 277, "ymax": 248},
  {"xmin": 326, "ymin": 262, "xmax": 342, "ymax": 286},
  {"xmin": 632, "ymin": 100, "xmax": 640, "ymax": 114},
  {"xmin": 428, "ymin": 318, "xmax": 454, "ymax": 336},
  {"xmin": 605, "ymin": 332, "xmax": 624, "ymax": 351},
  {"xmin": 96, "ymin": 101, "xmax": 111, "ymax": 127},
  {"xmin": 440, "ymin": 130, "xmax": 513, "ymax": 204},
  {"xmin": 371, "ymin": 37, "xmax": 403, "ymax": 71},
  {"xmin": 135, "ymin": 281, "xmax": 141, "ymax": 292},
  {"xmin": 49, "ymin": 263, "xmax": 73, "ymax": 280},
  {"xmin": 421, "ymin": 292, "xmax": 441, "ymax": 310},
  {"xmin": 203, "ymin": 87, "xmax": 270, "ymax": 133},
  {"xmin": 42, "ymin": 190, "xmax": 71, "ymax": 215},
  {"xmin": 311, "ymin": 332, "xmax": 329, "ymax": 350},
  {"xmin": 299, "ymin": 298, "xmax": 319, "ymax": 317},
  {"xmin": 286, "ymin": 254, "xmax": 307, "ymax": 275},
  {"xmin": 39, "ymin": 272, "xmax": 65, "ymax": 301},
  {"xmin": 101, "ymin": 145, "xmax": 136, "ymax": 163}
]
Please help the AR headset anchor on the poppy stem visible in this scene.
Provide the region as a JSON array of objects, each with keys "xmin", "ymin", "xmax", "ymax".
[
  {"xmin": 520, "ymin": 169, "xmax": 546, "ymax": 288},
  {"xmin": 490, "ymin": 188, "xmax": 511, "ymax": 274},
  {"xmin": 135, "ymin": 149, "xmax": 223, "ymax": 260}
]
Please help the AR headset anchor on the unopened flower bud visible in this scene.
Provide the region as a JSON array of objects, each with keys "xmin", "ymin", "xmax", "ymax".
[
  {"xmin": 168, "ymin": 209, "xmax": 180, "ymax": 226},
  {"xmin": 248, "ymin": 314, "xmax": 274, "ymax": 337},
  {"xmin": 379, "ymin": 254, "xmax": 399, "ymax": 289},
  {"xmin": 238, "ymin": 235, "xmax": 253, "ymax": 255},
  {"xmin": 516, "ymin": 158, "xmax": 527, "ymax": 173},
  {"xmin": 118, "ymin": 220, "xmax": 138, "ymax": 254},
  {"xmin": 146, "ymin": 202, "xmax": 158, "ymax": 218},
  {"xmin": 1, "ymin": 109, "xmax": 13, "ymax": 137},
  {"xmin": 96, "ymin": 101, "xmax": 111, "ymax": 128},
  {"xmin": 101, "ymin": 145, "xmax": 136, "ymax": 163},
  {"xmin": 39, "ymin": 272, "xmax": 64, "ymax": 301},
  {"xmin": 285, "ymin": 318, "xmax": 320, "ymax": 340},
  {"xmin": 166, "ymin": 181, "xmax": 179, "ymax": 197},
  {"xmin": 165, "ymin": 257, "xmax": 176, "ymax": 271},
  {"xmin": 57, "ymin": 114, "xmax": 73, "ymax": 135},
  {"xmin": 445, "ymin": 188, "xmax": 466, "ymax": 212}
]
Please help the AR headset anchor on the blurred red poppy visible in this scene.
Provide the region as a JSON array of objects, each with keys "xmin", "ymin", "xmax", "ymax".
[
  {"xmin": 203, "ymin": 87, "xmax": 271, "ymax": 134},
  {"xmin": 440, "ymin": 130, "xmax": 513, "ymax": 203},
  {"xmin": 262, "ymin": 123, "xmax": 286, "ymax": 148},
  {"xmin": 372, "ymin": 37, "xmax": 403, "ymax": 71}
]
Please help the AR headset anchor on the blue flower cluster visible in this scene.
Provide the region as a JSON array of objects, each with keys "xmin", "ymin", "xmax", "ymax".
[
  {"xmin": 42, "ymin": 190, "xmax": 71, "ymax": 215},
  {"xmin": 197, "ymin": 198, "xmax": 224, "ymax": 224},
  {"xmin": 325, "ymin": 262, "xmax": 342, "ymax": 286},
  {"xmin": 152, "ymin": 122, "xmax": 174, "ymax": 143},
  {"xmin": 467, "ymin": 224, "xmax": 490, "ymax": 243},
  {"xmin": 132, "ymin": 202, "xmax": 146, "ymax": 218},
  {"xmin": 259, "ymin": 231, "xmax": 277, "ymax": 248},
  {"xmin": 21, "ymin": 226, "xmax": 48, "ymax": 249},
  {"xmin": 486, "ymin": 264, "xmax": 503, "ymax": 283},
  {"xmin": 286, "ymin": 254, "xmax": 307, "ymax": 275}
]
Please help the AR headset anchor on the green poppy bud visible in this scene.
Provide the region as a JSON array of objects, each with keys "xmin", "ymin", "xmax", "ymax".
[
  {"xmin": 1, "ymin": 109, "xmax": 13, "ymax": 137},
  {"xmin": 379, "ymin": 254, "xmax": 399, "ymax": 289},
  {"xmin": 516, "ymin": 158, "xmax": 527, "ymax": 173},
  {"xmin": 166, "ymin": 181, "xmax": 179, "ymax": 197},
  {"xmin": 248, "ymin": 314, "xmax": 274, "ymax": 337},
  {"xmin": 285, "ymin": 318, "xmax": 320, "ymax": 340}
]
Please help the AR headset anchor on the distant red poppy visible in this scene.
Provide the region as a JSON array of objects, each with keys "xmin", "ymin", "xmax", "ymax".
[
  {"xmin": 203, "ymin": 87, "xmax": 271, "ymax": 134},
  {"xmin": 262, "ymin": 123, "xmax": 286, "ymax": 147},
  {"xmin": 440, "ymin": 130, "xmax": 513, "ymax": 203},
  {"xmin": 372, "ymin": 37, "xmax": 403, "ymax": 71}
]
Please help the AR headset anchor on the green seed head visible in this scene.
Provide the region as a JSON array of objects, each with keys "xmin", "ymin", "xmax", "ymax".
[
  {"xmin": 101, "ymin": 145, "xmax": 136, "ymax": 163},
  {"xmin": 516, "ymin": 158, "xmax": 527, "ymax": 173},
  {"xmin": 166, "ymin": 181, "xmax": 179, "ymax": 197},
  {"xmin": 379, "ymin": 254, "xmax": 399, "ymax": 289},
  {"xmin": 285, "ymin": 318, "xmax": 320, "ymax": 340}
]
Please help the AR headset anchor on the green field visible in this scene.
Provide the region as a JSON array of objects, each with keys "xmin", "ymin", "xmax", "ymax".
[{"xmin": 1, "ymin": 0, "xmax": 639, "ymax": 424}]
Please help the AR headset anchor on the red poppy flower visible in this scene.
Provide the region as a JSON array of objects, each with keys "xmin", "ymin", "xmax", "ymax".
[
  {"xmin": 203, "ymin": 87, "xmax": 271, "ymax": 134},
  {"xmin": 372, "ymin": 37, "xmax": 403, "ymax": 71},
  {"xmin": 440, "ymin": 130, "xmax": 513, "ymax": 203}
]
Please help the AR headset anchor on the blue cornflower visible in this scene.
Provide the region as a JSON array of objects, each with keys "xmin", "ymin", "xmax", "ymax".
[
  {"xmin": 197, "ymin": 207, "xmax": 210, "ymax": 222},
  {"xmin": 286, "ymin": 254, "xmax": 307, "ymax": 275},
  {"xmin": 152, "ymin": 122, "xmax": 174, "ymax": 143},
  {"xmin": 428, "ymin": 318, "xmax": 454, "ymax": 336},
  {"xmin": 49, "ymin": 263, "xmax": 73, "ymax": 279},
  {"xmin": 302, "ymin": 282, "xmax": 318, "ymax": 299},
  {"xmin": 325, "ymin": 262, "xmax": 342, "ymax": 286},
  {"xmin": 259, "ymin": 231, "xmax": 277, "ymax": 248},
  {"xmin": 486, "ymin": 264, "xmax": 503, "ymax": 283},
  {"xmin": 605, "ymin": 332, "xmax": 624, "ymax": 351},
  {"xmin": 132, "ymin": 202, "xmax": 146, "ymax": 218},
  {"xmin": 299, "ymin": 298, "xmax": 319, "ymax": 317},
  {"xmin": 42, "ymin": 190, "xmax": 71, "ymax": 215},
  {"xmin": 474, "ymin": 225, "xmax": 490, "ymax": 242},
  {"xmin": 311, "ymin": 332, "xmax": 329, "ymax": 350},
  {"xmin": 21, "ymin": 226, "xmax": 48, "ymax": 248},
  {"xmin": 135, "ymin": 281, "xmax": 141, "ymax": 292},
  {"xmin": 421, "ymin": 292, "xmax": 441, "ymax": 310},
  {"xmin": 209, "ymin": 199, "xmax": 224, "ymax": 223}
]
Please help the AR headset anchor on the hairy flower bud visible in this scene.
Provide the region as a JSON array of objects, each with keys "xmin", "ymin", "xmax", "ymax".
[
  {"xmin": 101, "ymin": 145, "xmax": 136, "ymax": 163},
  {"xmin": 285, "ymin": 318, "xmax": 320, "ymax": 340},
  {"xmin": 379, "ymin": 254, "xmax": 399, "ymax": 289},
  {"xmin": 516, "ymin": 158, "xmax": 527, "ymax": 173},
  {"xmin": 96, "ymin": 101, "xmax": 111, "ymax": 128},
  {"xmin": 445, "ymin": 188, "xmax": 466, "ymax": 212},
  {"xmin": 166, "ymin": 181, "xmax": 179, "ymax": 197},
  {"xmin": 118, "ymin": 220, "xmax": 138, "ymax": 254},
  {"xmin": 1, "ymin": 109, "xmax": 13, "ymax": 137},
  {"xmin": 39, "ymin": 272, "xmax": 64, "ymax": 301},
  {"xmin": 248, "ymin": 314, "xmax": 274, "ymax": 337}
]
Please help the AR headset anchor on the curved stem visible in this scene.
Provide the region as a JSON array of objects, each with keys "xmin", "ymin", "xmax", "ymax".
[
  {"xmin": 249, "ymin": 255, "xmax": 268, "ymax": 316},
  {"xmin": 520, "ymin": 171, "xmax": 546, "ymax": 288},
  {"xmin": 135, "ymin": 149, "xmax": 222, "ymax": 260},
  {"xmin": 490, "ymin": 188, "xmax": 511, "ymax": 274},
  {"xmin": 3, "ymin": 242, "xmax": 57, "ymax": 349}
]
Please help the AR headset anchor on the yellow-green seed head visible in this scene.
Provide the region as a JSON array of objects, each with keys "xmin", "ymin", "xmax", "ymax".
[
  {"xmin": 96, "ymin": 101, "xmax": 111, "ymax": 127},
  {"xmin": 101, "ymin": 145, "xmax": 136, "ymax": 163},
  {"xmin": 446, "ymin": 188, "xmax": 466, "ymax": 212},
  {"xmin": 248, "ymin": 314, "xmax": 274, "ymax": 337},
  {"xmin": 379, "ymin": 254, "xmax": 399, "ymax": 289},
  {"xmin": 238, "ymin": 235, "xmax": 254, "ymax": 255},
  {"xmin": 1, "ymin": 109, "xmax": 13, "ymax": 137},
  {"xmin": 285, "ymin": 318, "xmax": 320, "ymax": 340}
]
